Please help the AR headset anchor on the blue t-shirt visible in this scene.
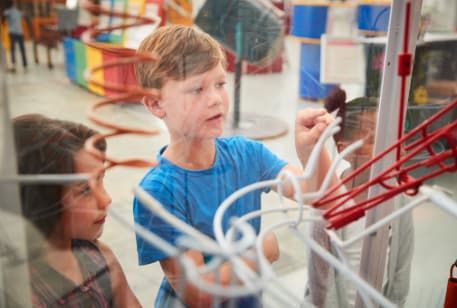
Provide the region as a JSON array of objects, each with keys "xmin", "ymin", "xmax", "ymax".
[
  {"xmin": 133, "ymin": 136, "xmax": 287, "ymax": 307},
  {"xmin": 4, "ymin": 7, "xmax": 24, "ymax": 35}
]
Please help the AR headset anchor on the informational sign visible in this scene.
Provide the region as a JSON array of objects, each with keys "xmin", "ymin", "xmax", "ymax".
[{"xmin": 320, "ymin": 34, "xmax": 366, "ymax": 84}]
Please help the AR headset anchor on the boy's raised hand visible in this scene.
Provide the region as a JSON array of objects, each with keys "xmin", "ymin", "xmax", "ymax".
[{"xmin": 294, "ymin": 108, "xmax": 333, "ymax": 166}]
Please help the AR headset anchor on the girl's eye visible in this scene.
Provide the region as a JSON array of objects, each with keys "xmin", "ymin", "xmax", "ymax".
[{"xmin": 79, "ymin": 186, "xmax": 91, "ymax": 195}]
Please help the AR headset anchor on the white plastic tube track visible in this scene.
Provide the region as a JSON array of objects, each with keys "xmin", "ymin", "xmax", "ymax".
[
  {"xmin": 214, "ymin": 178, "xmax": 279, "ymax": 246},
  {"xmin": 225, "ymin": 206, "xmax": 323, "ymax": 305},
  {"xmin": 176, "ymin": 223, "xmax": 260, "ymax": 290},
  {"xmin": 301, "ymin": 117, "xmax": 342, "ymax": 180},
  {"xmin": 330, "ymin": 238, "xmax": 374, "ymax": 307},
  {"xmin": 328, "ymin": 193, "xmax": 427, "ymax": 249},
  {"xmin": 215, "ymin": 135, "xmax": 363, "ymax": 248},
  {"xmin": 423, "ymin": 185, "xmax": 457, "ymax": 218},
  {"xmin": 214, "ymin": 118, "xmax": 342, "ymax": 246},
  {"xmin": 327, "ymin": 185, "xmax": 457, "ymax": 249},
  {"xmin": 228, "ymin": 205, "xmax": 379, "ymax": 307},
  {"xmin": 108, "ymin": 207, "xmax": 178, "ymax": 257},
  {"xmin": 110, "ymin": 206, "xmax": 264, "ymax": 299},
  {"xmin": 214, "ymin": 118, "xmax": 363, "ymax": 248},
  {"xmin": 255, "ymin": 218, "xmax": 318, "ymax": 306},
  {"xmin": 224, "ymin": 219, "xmax": 300, "ymax": 306},
  {"xmin": 133, "ymin": 186, "xmax": 222, "ymax": 254},
  {"xmin": 133, "ymin": 187, "xmax": 270, "ymax": 298},
  {"xmin": 298, "ymin": 138, "xmax": 364, "ymax": 202},
  {"xmin": 228, "ymin": 204, "xmax": 374, "ymax": 307},
  {"xmin": 289, "ymin": 227, "xmax": 396, "ymax": 308},
  {"xmin": 0, "ymin": 173, "xmax": 89, "ymax": 183}
]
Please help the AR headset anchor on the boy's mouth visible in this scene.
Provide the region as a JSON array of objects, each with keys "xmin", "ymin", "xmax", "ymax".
[{"xmin": 207, "ymin": 113, "xmax": 224, "ymax": 121}]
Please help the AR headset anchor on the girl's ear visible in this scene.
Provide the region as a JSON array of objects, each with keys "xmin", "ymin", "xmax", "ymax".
[{"xmin": 143, "ymin": 95, "xmax": 166, "ymax": 119}]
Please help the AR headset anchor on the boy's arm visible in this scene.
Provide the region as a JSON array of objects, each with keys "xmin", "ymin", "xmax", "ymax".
[
  {"xmin": 96, "ymin": 240, "xmax": 142, "ymax": 308},
  {"xmin": 272, "ymin": 108, "xmax": 340, "ymax": 209},
  {"xmin": 160, "ymin": 231, "xmax": 279, "ymax": 307}
]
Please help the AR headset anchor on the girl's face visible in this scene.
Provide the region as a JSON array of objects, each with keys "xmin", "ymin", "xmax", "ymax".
[
  {"xmin": 158, "ymin": 63, "xmax": 229, "ymax": 140},
  {"xmin": 59, "ymin": 149, "xmax": 111, "ymax": 241}
]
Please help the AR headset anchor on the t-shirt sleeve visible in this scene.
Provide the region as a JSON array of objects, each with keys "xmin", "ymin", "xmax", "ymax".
[
  {"xmin": 258, "ymin": 144, "xmax": 287, "ymax": 182},
  {"xmin": 241, "ymin": 137, "xmax": 287, "ymax": 191},
  {"xmin": 133, "ymin": 180, "xmax": 188, "ymax": 265}
]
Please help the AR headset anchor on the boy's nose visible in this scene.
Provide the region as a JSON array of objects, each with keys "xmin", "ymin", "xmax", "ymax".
[{"xmin": 206, "ymin": 88, "xmax": 223, "ymax": 106}]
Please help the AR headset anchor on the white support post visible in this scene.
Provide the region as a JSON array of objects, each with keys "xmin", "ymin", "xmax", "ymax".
[
  {"xmin": 0, "ymin": 42, "xmax": 32, "ymax": 307},
  {"xmin": 355, "ymin": 0, "xmax": 423, "ymax": 307}
]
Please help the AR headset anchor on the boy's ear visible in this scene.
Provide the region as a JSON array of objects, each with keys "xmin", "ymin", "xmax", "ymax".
[{"xmin": 143, "ymin": 96, "xmax": 166, "ymax": 119}]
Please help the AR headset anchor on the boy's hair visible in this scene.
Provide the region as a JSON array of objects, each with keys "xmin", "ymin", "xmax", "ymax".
[
  {"xmin": 135, "ymin": 25, "xmax": 226, "ymax": 89},
  {"xmin": 13, "ymin": 114, "xmax": 106, "ymax": 241}
]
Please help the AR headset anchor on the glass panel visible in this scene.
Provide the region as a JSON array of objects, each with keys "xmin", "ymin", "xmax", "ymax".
[{"xmin": 1, "ymin": 0, "xmax": 456, "ymax": 307}]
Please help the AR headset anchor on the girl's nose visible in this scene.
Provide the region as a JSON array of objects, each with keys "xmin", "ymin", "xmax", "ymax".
[{"xmin": 96, "ymin": 186, "xmax": 112, "ymax": 209}]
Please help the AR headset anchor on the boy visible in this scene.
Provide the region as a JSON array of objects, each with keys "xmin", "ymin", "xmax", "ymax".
[
  {"xmin": 3, "ymin": 0, "xmax": 28, "ymax": 72},
  {"xmin": 133, "ymin": 25, "xmax": 338, "ymax": 307}
]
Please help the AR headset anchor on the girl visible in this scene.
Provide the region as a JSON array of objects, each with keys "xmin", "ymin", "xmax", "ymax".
[{"xmin": 14, "ymin": 114, "xmax": 141, "ymax": 307}]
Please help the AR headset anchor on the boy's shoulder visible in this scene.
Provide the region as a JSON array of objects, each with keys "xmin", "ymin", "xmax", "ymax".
[
  {"xmin": 137, "ymin": 149, "xmax": 185, "ymax": 187},
  {"xmin": 137, "ymin": 137, "xmax": 264, "ymax": 182},
  {"xmin": 216, "ymin": 135, "xmax": 265, "ymax": 154},
  {"xmin": 216, "ymin": 135, "xmax": 258, "ymax": 147},
  {"xmin": 138, "ymin": 161, "xmax": 171, "ymax": 185}
]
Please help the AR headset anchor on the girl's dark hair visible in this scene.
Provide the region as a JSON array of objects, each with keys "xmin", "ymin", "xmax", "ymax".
[{"xmin": 13, "ymin": 114, "xmax": 106, "ymax": 240}]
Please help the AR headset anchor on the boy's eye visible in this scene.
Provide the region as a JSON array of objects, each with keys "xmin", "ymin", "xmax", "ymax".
[
  {"xmin": 189, "ymin": 87, "xmax": 203, "ymax": 95},
  {"xmin": 216, "ymin": 82, "xmax": 226, "ymax": 88}
]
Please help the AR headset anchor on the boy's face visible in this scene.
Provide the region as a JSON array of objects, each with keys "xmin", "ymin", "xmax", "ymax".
[{"xmin": 158, "ymin": 63, "xmax": 229, "ymax": 140}]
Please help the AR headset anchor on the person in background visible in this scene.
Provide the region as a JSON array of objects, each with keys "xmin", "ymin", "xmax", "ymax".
[
  {"xmin": 315, "ymin": 93, "xmax": 414, "ymax": 308},
  {"xmin": 3, "ymin": 0, "xmax": 28, "ymax": 72},
  {"xmin": 14, "ymin": 114, "xmax": 141, "ymax": 307}
]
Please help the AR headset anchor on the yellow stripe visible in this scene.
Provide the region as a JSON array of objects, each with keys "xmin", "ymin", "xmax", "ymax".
[
  {"xmin": 288, "ymin": 36, "xmax": 321, "ymax": 45},
  {"xmin": 358, "ymin": 0, "xmax": 391, "ymax": 6},
  {"xmin": 358, "ymin": 29, "xmax": 388, "ymax": 37},
  {"xmin": 86, "ymin": 45, "xmax": 105, "ymax": 96},
  {"xmin": 292, "ymin": 1, "xmax": 357, "ymax": 7}
]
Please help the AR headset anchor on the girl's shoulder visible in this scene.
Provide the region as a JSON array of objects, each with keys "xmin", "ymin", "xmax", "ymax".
[
  {"xmin": 83, "ymin": 239, "xmax": 113, "ymax": 263},
  {"xmin": 73, "ymin": 239, "xmax": 104, "ymax": 256},
  {"xmin": 72, "ymin": 239, "xmax": 113, "ymax": 272}
]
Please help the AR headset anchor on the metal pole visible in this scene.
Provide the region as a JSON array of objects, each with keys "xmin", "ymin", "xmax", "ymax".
[{"xmin": 233, "ymin": 22, "xmax": 242, "ymax": 129}]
